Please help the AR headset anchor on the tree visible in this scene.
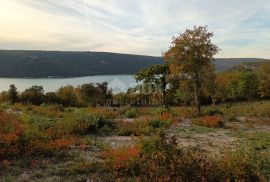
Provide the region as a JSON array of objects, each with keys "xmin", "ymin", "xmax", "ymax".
[
  {"xmin": 164, "ymin": 26, "xmax": 219, "ymax": 116},
  {"xmin": 45, "ymin": 92, "xmax": 59, "ymax": 104},
  {"xmin": 226, "ymin": 76, "xmax": 241, "ymax": 107},
  {"xmin": 79, "ymin": 83, "xmax": 97, "ymax": 106},
  {"xmin": 175, "ymin": 79, "xmax": 193, "ymax": 106},
  {"xmin": 56, "ymin": 85, "xmax": 77, "ymax": 106},
  {"xmin": 201, "ymin": 65, "xmax": 216, "ymax": 109},
  {"xmin": 257, "ymin": 62, "xmax": 270, "ymax": 98},
  {"xmin": 0, "ymin": 91, "xmax": 9, "ymax": 103},
  {"xmin": 8, "ymin": 84, "xmax": 19, "ymax": 104},
  {"xmin": 21, "ymin": 86, "xmax": 44, "ymax": 105},
  {"xmin": 238, "ymin": 71, "xmax": 260, "ymax": 109},
  {"xmin": 96, "ymin": 82, "xmax": 112, "ymax": 106},
  {"xmin": 215, "ymin": 71, "xmax": 241, "ymax": 107},
  {"xmin": 135, "ymin": 64, "xmax": 169, "ymax": 108}
]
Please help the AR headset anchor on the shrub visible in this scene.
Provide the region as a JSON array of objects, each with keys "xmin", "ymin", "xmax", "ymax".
[
  {"xmin": 101, "ymin": 133, "xmax": 268, "ymax": 181},
  {"xmin": 117, "ymin": 115, "xmax": 171, "ymax": 136},
  {"xmin": 69, "ymin": 111, "xmax": 114, "ymax": 135},
  {"xmin": 193, "ymin": 116, "xmax": 224, "ymax": 128},
  {"xmin": 0, "ymin": 111, "xmax": 79, "ymax": 159},
  {"xmin": 137, "ymin": 134, "xmax": 211, "ymax": 181},
  {"xmin": 117, "ymin": 120, "xmax": 150, "ymax": 136},
  {"xmin": 72, "ymin": 111, "xmax": 99, "ymax": 134},
  {"xmin": 121, "ymin": 107, "xmax": 137, "ymax": 118},
  {"xmin": 100, "ymin": 146, "xmax": 140, "ymax": 177},
  {"xmin": 86, "ymin": 107, "xmax": 119, "ymax": 119},
  {"xmin": 206, "ymin": 109, "xmax": 224, "ymax": 116},
  {"xmin": 28, "ymin": 137, "xmax": 77, "ymax": 155},
  {"xmin": 216, "ymin": 147, "xmax": 267, "ymax": 181},
  {"xmin": 0, "ymin": 112, "xmax": 23, "ymax": 159}
]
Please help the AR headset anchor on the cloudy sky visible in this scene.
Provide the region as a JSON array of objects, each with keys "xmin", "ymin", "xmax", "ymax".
[{"xmin": 0, "ymin": 0, "xmax": 269, "ymax": 58}]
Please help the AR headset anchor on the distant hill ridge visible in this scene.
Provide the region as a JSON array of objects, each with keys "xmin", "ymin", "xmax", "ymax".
[{"xmin": 0, "ymin": 50, "xmax": 268, "ymax": 78}]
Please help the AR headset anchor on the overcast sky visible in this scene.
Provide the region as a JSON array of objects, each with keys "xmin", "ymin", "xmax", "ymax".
[{"xmin": 0, "ymin": 0, "xmax": 269, "ymax": 58}]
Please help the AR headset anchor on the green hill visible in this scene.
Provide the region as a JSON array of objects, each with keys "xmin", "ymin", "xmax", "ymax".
[{"xmin": 0, "ymin": 50, "xmax": 268, "ymax": 78}]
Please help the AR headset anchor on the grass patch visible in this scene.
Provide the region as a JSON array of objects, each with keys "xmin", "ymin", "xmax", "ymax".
[{"xmin": 232, "ymin": 131, "xmax": 270, "ymax": 151}]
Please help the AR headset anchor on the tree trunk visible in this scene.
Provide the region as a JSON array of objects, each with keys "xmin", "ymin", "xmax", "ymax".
[
  {"xmin": 229, "ymin": 100, "xmax": 233, "ymax": 108},
  {"xmin": 161, "ymin": 75, "xmax": 168, "ymax": 109},
  {"xmin": 193, "ymin": 75, "xmax": 201, "ymax": 116},
  {"xmin": 211, "ymin": 96, "xmax": 216, "ymax": 110},
  {"xmin": 249, "ymin": 97, "xmax": 253, "ymax": 110}
]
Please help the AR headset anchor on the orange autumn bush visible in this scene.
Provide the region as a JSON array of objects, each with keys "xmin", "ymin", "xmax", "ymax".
[
  {"xmin": 159, "ymin": 112, "xmax": 170, "ymax": 121},
  {"xmin": 193, "ymin": 116, "xmax": 224, "ymax": 128},
  {"xmin": 100, "ymin": 146, "xmax": 140, "ymax": 171},
  {"xmin": 0, "ymin": 112, "xmax": 23, "ymax": 158},
  {"xmin": 28, "ymin": 137, "xmax": 77, "ymax": 154},
  {"xmin": 0, "ymin": 111, "xmax": 78, "ymax": 159}
]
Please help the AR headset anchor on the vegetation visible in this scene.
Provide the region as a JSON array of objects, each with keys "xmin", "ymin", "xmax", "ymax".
[
  {"xmin": 0, "ymin": 26, "xmax": 270, "ymax": 181},
  {"xmin": 164, "ymin": 26, "xmax": 219, "ymax": 115}
]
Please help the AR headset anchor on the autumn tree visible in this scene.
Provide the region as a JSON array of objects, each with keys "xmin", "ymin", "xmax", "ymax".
[
  {"xmin": 56, "ymin": 85, "xmax": 77, "ymax": 106},
  {"xmin": 164, "ymin": 26, "xmax": 219, "ymax": 116},
  {"xmin": 135, "ymin": 64, "xmax": 169, "ymax": 108}
]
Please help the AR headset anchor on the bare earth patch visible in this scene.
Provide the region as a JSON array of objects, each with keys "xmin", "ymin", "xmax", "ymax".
[
  {"xmin": 166, "ymin": 120, "xmax": 238, "ymax": 155},
  {"xmin": 100, "ymin": 136, "xmax": 136, "ymax": 148}
]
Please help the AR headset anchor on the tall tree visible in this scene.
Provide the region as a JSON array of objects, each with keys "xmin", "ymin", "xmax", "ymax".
[
  {"xmin": 8, "ymin": 84, "xmax": 19, "ymax": 104},
  {"xmin": 164, "ymin": 26, "xmax": 219, "ymax": 116}
]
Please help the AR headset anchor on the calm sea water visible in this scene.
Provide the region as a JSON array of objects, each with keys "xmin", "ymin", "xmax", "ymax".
[{"xmin": 0, "ymin": 75, "xmax": 137, "ymax": 93}]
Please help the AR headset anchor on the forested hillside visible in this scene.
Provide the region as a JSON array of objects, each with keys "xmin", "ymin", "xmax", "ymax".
[
  {"xmin": 0, "ymin": 50, "xmax": 268, "ymax": 78},
  {"xmin": 0, "ymin": 50, "xmax": 162, "ymax": 78}
]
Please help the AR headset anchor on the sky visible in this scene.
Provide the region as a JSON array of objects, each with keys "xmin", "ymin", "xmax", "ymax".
[{"xmin": 0, "ymin": 0, "xmax": 269, "ymax": 58}]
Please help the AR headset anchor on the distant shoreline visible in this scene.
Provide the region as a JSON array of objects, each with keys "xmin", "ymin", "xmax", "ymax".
[{"xmin": 0, "ymin": 74, "xmax": 134, "ymax": 79}]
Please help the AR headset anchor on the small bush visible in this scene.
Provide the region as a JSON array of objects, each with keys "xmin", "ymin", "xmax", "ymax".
[
  {"xmin": 70, "ymin": 111, "xmax": 113, "ymax": 135},
  {"xmin": 117, "ymin": 115, "xmax": 171, "ymax": 136},
  {"xmin": 117, "ymin": 120, "xmax": 150, "ymax": 136},
  {"xmin": 193, "ymin": 116, "xmax": 224, "ymax": 128},
  {"xmin": 100, "ymin": 146, "xmax": 140, "ymax": 172},
  {"xmin": 206, "ymin": 109, "xmax": 224, "ymax": 116},
  {"xmin": 124, "ymin": 107, "xmax": 137, "ymax": 118}
]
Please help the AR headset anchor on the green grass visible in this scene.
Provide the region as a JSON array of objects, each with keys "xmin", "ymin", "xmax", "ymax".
[
  {"xmin": 200, "ymin": 100, "xmax": 270, "ymax": 118},
  {"xmin": 232, "ymin": 130, "xmax": 270, "ymax": 151}
]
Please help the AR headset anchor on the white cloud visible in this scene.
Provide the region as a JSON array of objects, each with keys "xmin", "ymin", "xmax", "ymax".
[{"xmin": 0, "ymin": 0, "xmax": 269, "ymax": 58}]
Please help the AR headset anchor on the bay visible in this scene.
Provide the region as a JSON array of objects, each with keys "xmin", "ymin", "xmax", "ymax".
[{"xmin": 0, "ymin": 75, "xmax": 137, "ymax": 93}]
